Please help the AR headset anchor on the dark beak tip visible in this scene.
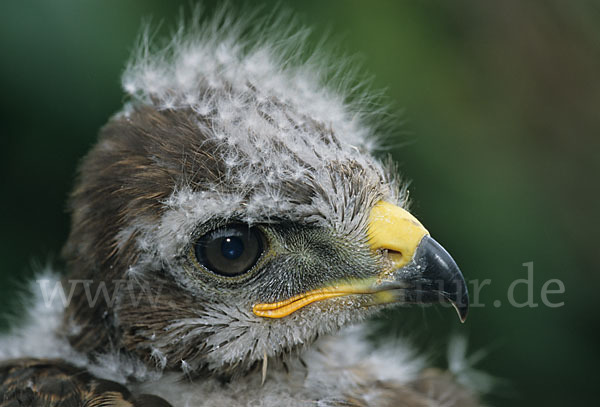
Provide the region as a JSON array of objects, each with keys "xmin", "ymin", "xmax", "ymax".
[
  {"xmin": 453, "ymin": 278, "xmax": 470, "ymax": 323},
  {"xmin": 446, "ymin": 288, "xmax": 469, "ymax": 323},
  {"xmin": 456, "ymin": 301, "xmax": 469, "ymax": 323},
  {"xmin": 417, "ymin": 235, "xmax": 470, "ymax": 323},
  {"xmin": 450, "ymin": 273, "xmax": 469, "ymax": 323}
]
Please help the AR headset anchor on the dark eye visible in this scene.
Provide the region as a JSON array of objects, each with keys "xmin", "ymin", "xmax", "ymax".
[{"xmin": 194, "ymin": 224, "xmax": 265, "ymax": 277}]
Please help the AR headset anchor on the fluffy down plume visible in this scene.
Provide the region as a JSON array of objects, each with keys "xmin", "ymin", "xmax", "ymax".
[{"xmin": 120, "ymin": 4, "xmax": 407, "ymax": 228}]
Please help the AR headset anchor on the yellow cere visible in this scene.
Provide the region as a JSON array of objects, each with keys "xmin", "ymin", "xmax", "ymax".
[{"xmin": 367, "ymin": 201, "xmax": 429, "ymax": 269}]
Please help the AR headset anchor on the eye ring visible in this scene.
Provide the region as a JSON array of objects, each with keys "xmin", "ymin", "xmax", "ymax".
[{"xmin": 193, "ymin": 224, "xmax": 265, "ymax": 277}]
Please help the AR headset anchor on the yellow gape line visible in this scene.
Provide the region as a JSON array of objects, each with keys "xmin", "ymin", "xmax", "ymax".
[{"xmin": 252, "ymin": 283, "xmax": 373, "ymax": 318}]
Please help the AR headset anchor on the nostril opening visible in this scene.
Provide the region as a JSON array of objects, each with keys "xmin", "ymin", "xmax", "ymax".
[{"xmin": 385, "ymin": 249, "xmax": 403, "ymax": 265}]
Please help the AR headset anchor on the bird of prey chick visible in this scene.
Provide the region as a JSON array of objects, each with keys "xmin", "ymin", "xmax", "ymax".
[{"xmin": 0, "ymin": 6, "xmax": 477, "ymax": 407}]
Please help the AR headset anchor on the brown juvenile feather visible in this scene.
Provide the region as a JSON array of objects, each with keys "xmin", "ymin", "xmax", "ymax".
[{"xmin": 0, "ymin": 358, "xmax": 172, "ymax": 407}]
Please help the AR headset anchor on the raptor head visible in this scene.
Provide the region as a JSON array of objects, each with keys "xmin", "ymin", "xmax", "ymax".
[{"xmin": 62, "ymin": 11, "xmax": 468, "ymax": 378}]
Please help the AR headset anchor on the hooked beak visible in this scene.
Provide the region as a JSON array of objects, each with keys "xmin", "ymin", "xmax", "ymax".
[
  {"xmin": 375, "ymin": 234, "xmax": 470, "ymax": 322},
  {"xmin": 253, "ymin": 201, "xmax": 469, "ymax": 322},
  {"xmin": 367, "ymin": 201, "xmax": 469, "ymax": 322}
]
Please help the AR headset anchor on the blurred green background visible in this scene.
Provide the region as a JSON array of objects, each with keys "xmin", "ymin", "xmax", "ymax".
[{"xmin": 1, "ymin": 0, "xmax": 598, "ymax": 405}]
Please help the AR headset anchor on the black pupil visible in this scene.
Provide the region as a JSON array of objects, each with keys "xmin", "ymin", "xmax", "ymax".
[
  {"xmin": 194, "ymin": 224, "xmax": 264, "ymax": 277},
  {"xmin": 221, "ymin": 236, "xmax": 244, "ymax": 260}
]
